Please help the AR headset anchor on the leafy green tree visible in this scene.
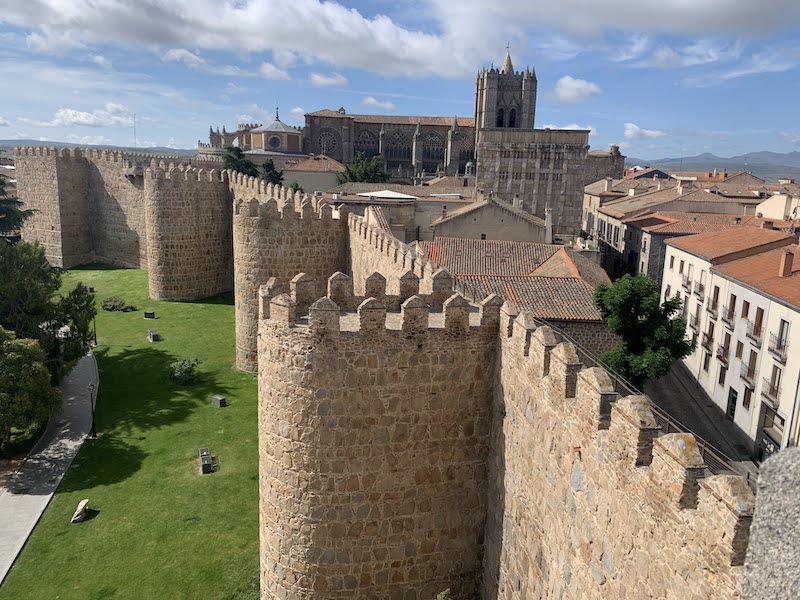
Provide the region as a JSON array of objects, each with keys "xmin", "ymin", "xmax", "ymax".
[
  {"xmin": 288, "ymin": 181, "xmax": 303, "ymax": 194},
  {"xmin": 0, "ymin": 242, "xmax": 97, "ymax": 380},
  {"xmin": 261, "ymin": 159, "xmax": 284, "ymax": 186},
  {"xmin": 0, "ymin": 327, "xmax": 62, "ymax": 452},
  {"xmin": 337, "ymin": 152, "xmax": 389, "ymax": 184},
  {"xmin": 436, "ymin": 591, "xmax": 452, "ymax": 600},
  {"xmin": 222, "ymin": 146, "xmax": 258, "ymax": 178},
  {"xmin": 0, "ymin": 176, "xmax": 35, "ymax": 235},
  {"xmin": 593, "ymin": 274, "xmax": 694, "ymax": 389}
]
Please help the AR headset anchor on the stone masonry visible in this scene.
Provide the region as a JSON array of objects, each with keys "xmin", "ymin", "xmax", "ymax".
[{"xmin": 256, "ymin": 270, "xmax": 755, "ymax": 599}]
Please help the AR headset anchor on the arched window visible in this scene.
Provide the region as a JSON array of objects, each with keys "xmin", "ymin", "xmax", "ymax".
[
  {"xmin": 496, "ymin": 109, "xmax": 504, "ymax": 128},
  {"xmin": 509, "ymin": 109, "xmax": 516, "ymax": 128},
  {"xmin": 386, "ymin": 130, "xmax": 411, "ymax": 160},
  {"xmin": 354, "ymin": 130, "xmax": 378, "ymax": 157},
  {"xmin": 422, "ymin": 132, "xmax": 444, "ymax": 170}
]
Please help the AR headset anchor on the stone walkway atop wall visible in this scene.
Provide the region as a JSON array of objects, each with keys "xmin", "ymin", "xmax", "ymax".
[{"xmin": 0, "ymin": 353, "xmax": 97, "ymax": 586}]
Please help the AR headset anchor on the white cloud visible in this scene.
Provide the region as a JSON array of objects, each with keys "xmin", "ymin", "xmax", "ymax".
[
  {"xmin": 0, "ymin": 117, "xmax": 9, "ymax": 127},
  {"xmin": 552, "ymin": 76, "xmax": 602, "ymax": 104},
  {"xmin": 310, "ymin": 72, "xmax": 347, "ymax": 87},
  {"xmin": 258, "ymin": 62, "xmax": 290, "ymax": 80},
  {"xmin": 90, "ymin": 54, "xmax": 112, "ymax": 68},
  {"xmin": 779, "ymin": 131, "xmax": 800, "ymax": 144},
  {"xmin": 163, "ymin": 48, "xmax": 253, "ymax": 77},
  {"xmin": 4, "ymin": 1, "xmax": 800, "ymax": 79},
  {"xmin": 287, "ymin": 107, "xmax": 306, "ymax": 125},
  {"xmin": 362, "ymin": 96, "xmax": 396, "ymax": 111},
  {"xmin": 224, "ymin": 82, "xmax": 248, "ymax": 95},
  {"xmin": 542, "ymin": 123, "xmax": 597, "ymax": 136},
  {"xmin": 648, "ymin": 38, "xmax": 743, "ymax": 69},
  {"xmin": 624, "ymin": 122, "xmax": 666, "ymax": 139},
  {"xmin": 67, "ymin": 134, "xmax": 112, "ymax": 145},
  {"xmin": 23, "ymin": 102, "xmax": 133, "ymax": 128}
]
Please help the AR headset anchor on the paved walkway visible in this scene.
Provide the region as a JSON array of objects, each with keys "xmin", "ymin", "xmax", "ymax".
[
  {"xmin": 0, "ymin": 352, "xmax": 98, "ymax": 587},
  {"xmin": 646, "ymin": 361, "xmax": 759, "ymax": 477}
]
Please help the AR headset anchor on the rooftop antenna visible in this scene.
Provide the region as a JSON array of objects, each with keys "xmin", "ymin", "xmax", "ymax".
[{"xmin": 275, "ymin": 101, "xmax": 279, "ymax": 121}]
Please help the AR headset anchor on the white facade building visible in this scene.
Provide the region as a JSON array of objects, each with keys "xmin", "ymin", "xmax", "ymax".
[{"xmin": 662, "ymin": 228, "xmax": 799, "ymax": 459}]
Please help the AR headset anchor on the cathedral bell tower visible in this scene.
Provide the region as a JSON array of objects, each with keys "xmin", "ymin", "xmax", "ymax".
[{"xmin": 474, "ymin": 52, "xmax": 537, "ymax": 147}]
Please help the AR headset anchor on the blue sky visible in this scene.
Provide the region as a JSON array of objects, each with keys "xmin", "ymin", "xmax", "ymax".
[{"xmin": 1, "ymin": 0, "xmax": 799, "ymax": 159}]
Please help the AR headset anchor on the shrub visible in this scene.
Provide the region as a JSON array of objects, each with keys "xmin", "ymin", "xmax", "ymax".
[
  {"xmin": 169, "ymin": 357, "xmax": 201, "ymax": 386},
  {"xmin": 101, "ymin": 296, "xmax": 137, "ymax": 312}
]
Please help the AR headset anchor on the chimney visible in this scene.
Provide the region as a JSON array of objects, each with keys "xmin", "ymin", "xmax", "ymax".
[
  {"xmin": 657, "ymin": 181, "xmax": 664, "ymax": 191},
  {"xmin": 628, "ymin": 188, "xmax": 636, "ymax": 197},
  {"xmin": 544, "ymin": 206, "xmax": 553, "ymax": 244},
  {"xmin": 513, "ymin": 194, "xmax": 522, "ymax": 209},
  {"xmin": 604, "ymin": 177, "xmax": 612, "ymax": 192},
  {"xmin": 761, "ymin": 220, "xmax": 774, "ymax": 230},
  {"xmin": 779, "ymin": 250, "xmax": 794, "ymax": 277}
]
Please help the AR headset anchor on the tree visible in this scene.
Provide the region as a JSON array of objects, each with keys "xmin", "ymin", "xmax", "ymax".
[
  {"xmin": 0, "ymin": 176, "xmax": 35, "ymax": 235},
  {"xmin": 288, "ymin": 181, "xmax": 304, "ymax": 194},
  {"xmin": 337, "ymin": 152, "xmax": 389, "ymax": 184},
  {"xmin": 0, "ymin": 327, "xmax": 62, "ymax": 452},
  {"xmin": 261, "ymin": 159, "xmax": 284, "ymax": 186},
  {"xmin": 0, "ymin": 242, "xmax": 97, "ymax": 381},
  {"xmin": 593, "ymin": 274, "xmax": 694, "ymax": 389},
  {"xmin": 222, "ymin": 146, "xmax": 258, "ymax": 178}
]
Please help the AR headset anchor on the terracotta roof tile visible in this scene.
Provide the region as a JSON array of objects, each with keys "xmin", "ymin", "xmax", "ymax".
[
  {"xmin": 284, "ymin": 154, "xmax": 346, "ymax": 173},
  {"xmin": 416, "ymin": 238, "xmax": 560, "ymax": 276},
  {"xmin": 458, "ymin": 275, "xmax": 602, "ymax": 321},
  {"xmin": 714, "ymin": 246, "xmax": 800, "ymax": 309},
  {"xmin": 666, "ymin": 227, "xmax": 796, "ymax": 263}
]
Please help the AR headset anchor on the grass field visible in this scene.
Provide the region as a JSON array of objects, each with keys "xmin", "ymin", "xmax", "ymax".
[{"xmin": 0, "ymin": 267, "xmax": 260, "ymax": 600}]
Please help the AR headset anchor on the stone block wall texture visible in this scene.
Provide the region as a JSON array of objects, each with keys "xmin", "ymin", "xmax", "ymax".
[
  {"xmin": 232, "ymin": 173, "xmax": 348, "ymax": 371},
  {"xmin": 258, "ymin": 294, "xmax": 498, "ymax": 600},
  {"xmin": 144, "ymin": 166, "xmax": 233, "ymax": 301},
  {"xmin": 552, "ymin": 321, "xmax": 620, "ymax": 359},
  {"xmin": 85, "ymin": 150, "xmax": 149, "ymax": 268},
  {"xmin": 483, "ymin": 311, "xmax": 754, "ymax": 600},
  {"xmin": 15, "ymin": 147, "xmax": 72, "ymax": 267}
]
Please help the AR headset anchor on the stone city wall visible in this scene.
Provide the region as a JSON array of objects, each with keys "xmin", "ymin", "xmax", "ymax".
[
  {"xmin": 144, "ymin": 166, "xmax": 233, "ymax": 301},
  {"xmin": 483, "ymin": 308, "xmax": 754, "ymax": 599},
  {"xmin": 14, "ymin": 147, "xmax": 72, "ymax": 267},
  {"xmin": 231, "ymin": 173, "xmax": 348, "ymax": 371},
  {"xmin": 258, "ymin": 279, "xmax": 503, "ymax": 600}
]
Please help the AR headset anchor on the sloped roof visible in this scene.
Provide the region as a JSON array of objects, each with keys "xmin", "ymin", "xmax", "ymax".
[
  {"xmin": 458, "ymin": 275, "xmax": 602, "ymax": 321},
  {"xmin": 307, "ymin": 109, "xmax": 474, "ymax": 127},
  {"xmin": 284, "ymin": 154, "xmax": 346, "ymax": 173},
  {"xmin": 416, "ymin": 238, "xmax": 560, "ymax": 276},
  {"xmin": 713, "ymin": 246, "xmax": 800, "ymax": 309},
  {"xmin": 623, "ymin": 211, "xmax": 769, "ymax": 235},
  {"xmin": 530, "ymin": 247, "xmax": 611, "ymax": 288},
  {"xmin": 666, "ymin": 227, "xmax": 795, "ymax": 263},
  {"xmin": 252, "ymin": 119, "xmax": 300, "ymax": 134},
  {"xmin": 357, "ymin": 190, "xmax": 418, "ymax": 200}
]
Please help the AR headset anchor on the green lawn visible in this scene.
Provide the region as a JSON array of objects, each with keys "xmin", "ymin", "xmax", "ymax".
[{"xmin": 0, "ymin": 267, "xmax": 260, "ymax": 600}]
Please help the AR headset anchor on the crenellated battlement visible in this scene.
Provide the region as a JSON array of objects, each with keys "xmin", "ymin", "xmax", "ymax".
[
  {"xmin": 144, "ymin": 165, "xmax": 228, "ymax": 184},
  {"xmin": 259, "ymin": 270, "xmax": 500, "ymax": 337}
]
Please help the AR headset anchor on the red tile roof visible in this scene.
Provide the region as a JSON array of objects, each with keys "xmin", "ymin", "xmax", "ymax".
[
  {"xmin": 666, "ymin": 227, "xmax": 796, "ymax": 263},
  {"xmin": 284, "ymin": 154, "xmax": 346, "ymax": 173},
  {"xmin": 714, "ymin": 246, "xmax": 800, "ymax": 309},
  {"xmin": 416, "ymin": 238, "xmax": 560, "ymax": 276},
  {"xmin": 458, "ymin": 275, "xmax": 602, "ymax": 321}
]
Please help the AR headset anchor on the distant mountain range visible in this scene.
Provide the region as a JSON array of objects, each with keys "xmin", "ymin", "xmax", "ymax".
[
  {"xmin": 625, "ymin": 151, "xmax": 800, "ymax": 183},
  {"xmin": 0, "ymin": 140, "xmax": 196, "ymax": 159}
]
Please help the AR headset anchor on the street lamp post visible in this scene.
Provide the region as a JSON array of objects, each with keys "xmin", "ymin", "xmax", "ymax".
[{"xmin": 87, "ymin": 382, "xmax": 97, "ymax": 439}]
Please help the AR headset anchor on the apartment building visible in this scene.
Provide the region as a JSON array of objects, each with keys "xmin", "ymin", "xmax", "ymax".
[{"xmin": 662, "ymin": 228, "xmax": 799, "ymax": 459}]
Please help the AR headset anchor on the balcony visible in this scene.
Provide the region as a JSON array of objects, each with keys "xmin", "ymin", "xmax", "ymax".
[
  {"xmin": 689, "ymin": 314, "xmax": 700, "ymax": 332},
  {"xmin": 768, "ymin": 333, "xmax": 789, "ymax": 364},
  {"xmin": 693, "ymin": 281, "xmax": 705, "ymax": 300},
  {"xmin": 701, "ymin": 332, "xmax": 713, "ymax": 350},
  {"xmin": 721, "ymin": 305, "xmax": 735, "ymax": 327},
  {"xmin": 716, "ymin": 344, "xmax": 729, "ymax": 363},
  {"xmin": 740, "ymin": 363, "xmax": 756, "ymax": 386},
  {"xmin": 761, "ymin": 377, "xmax": 781, "ymax": 409},
  {"xmin": 706, "ymin": 299, "xmax": 719, "ymax": 319},
  {"xmin": 681, "ymin": 274, "xmax": 692, "ymax": 291},
  {"xmin": 746, "ymin": 320, "xmax": 764, "ymax": 347}
]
